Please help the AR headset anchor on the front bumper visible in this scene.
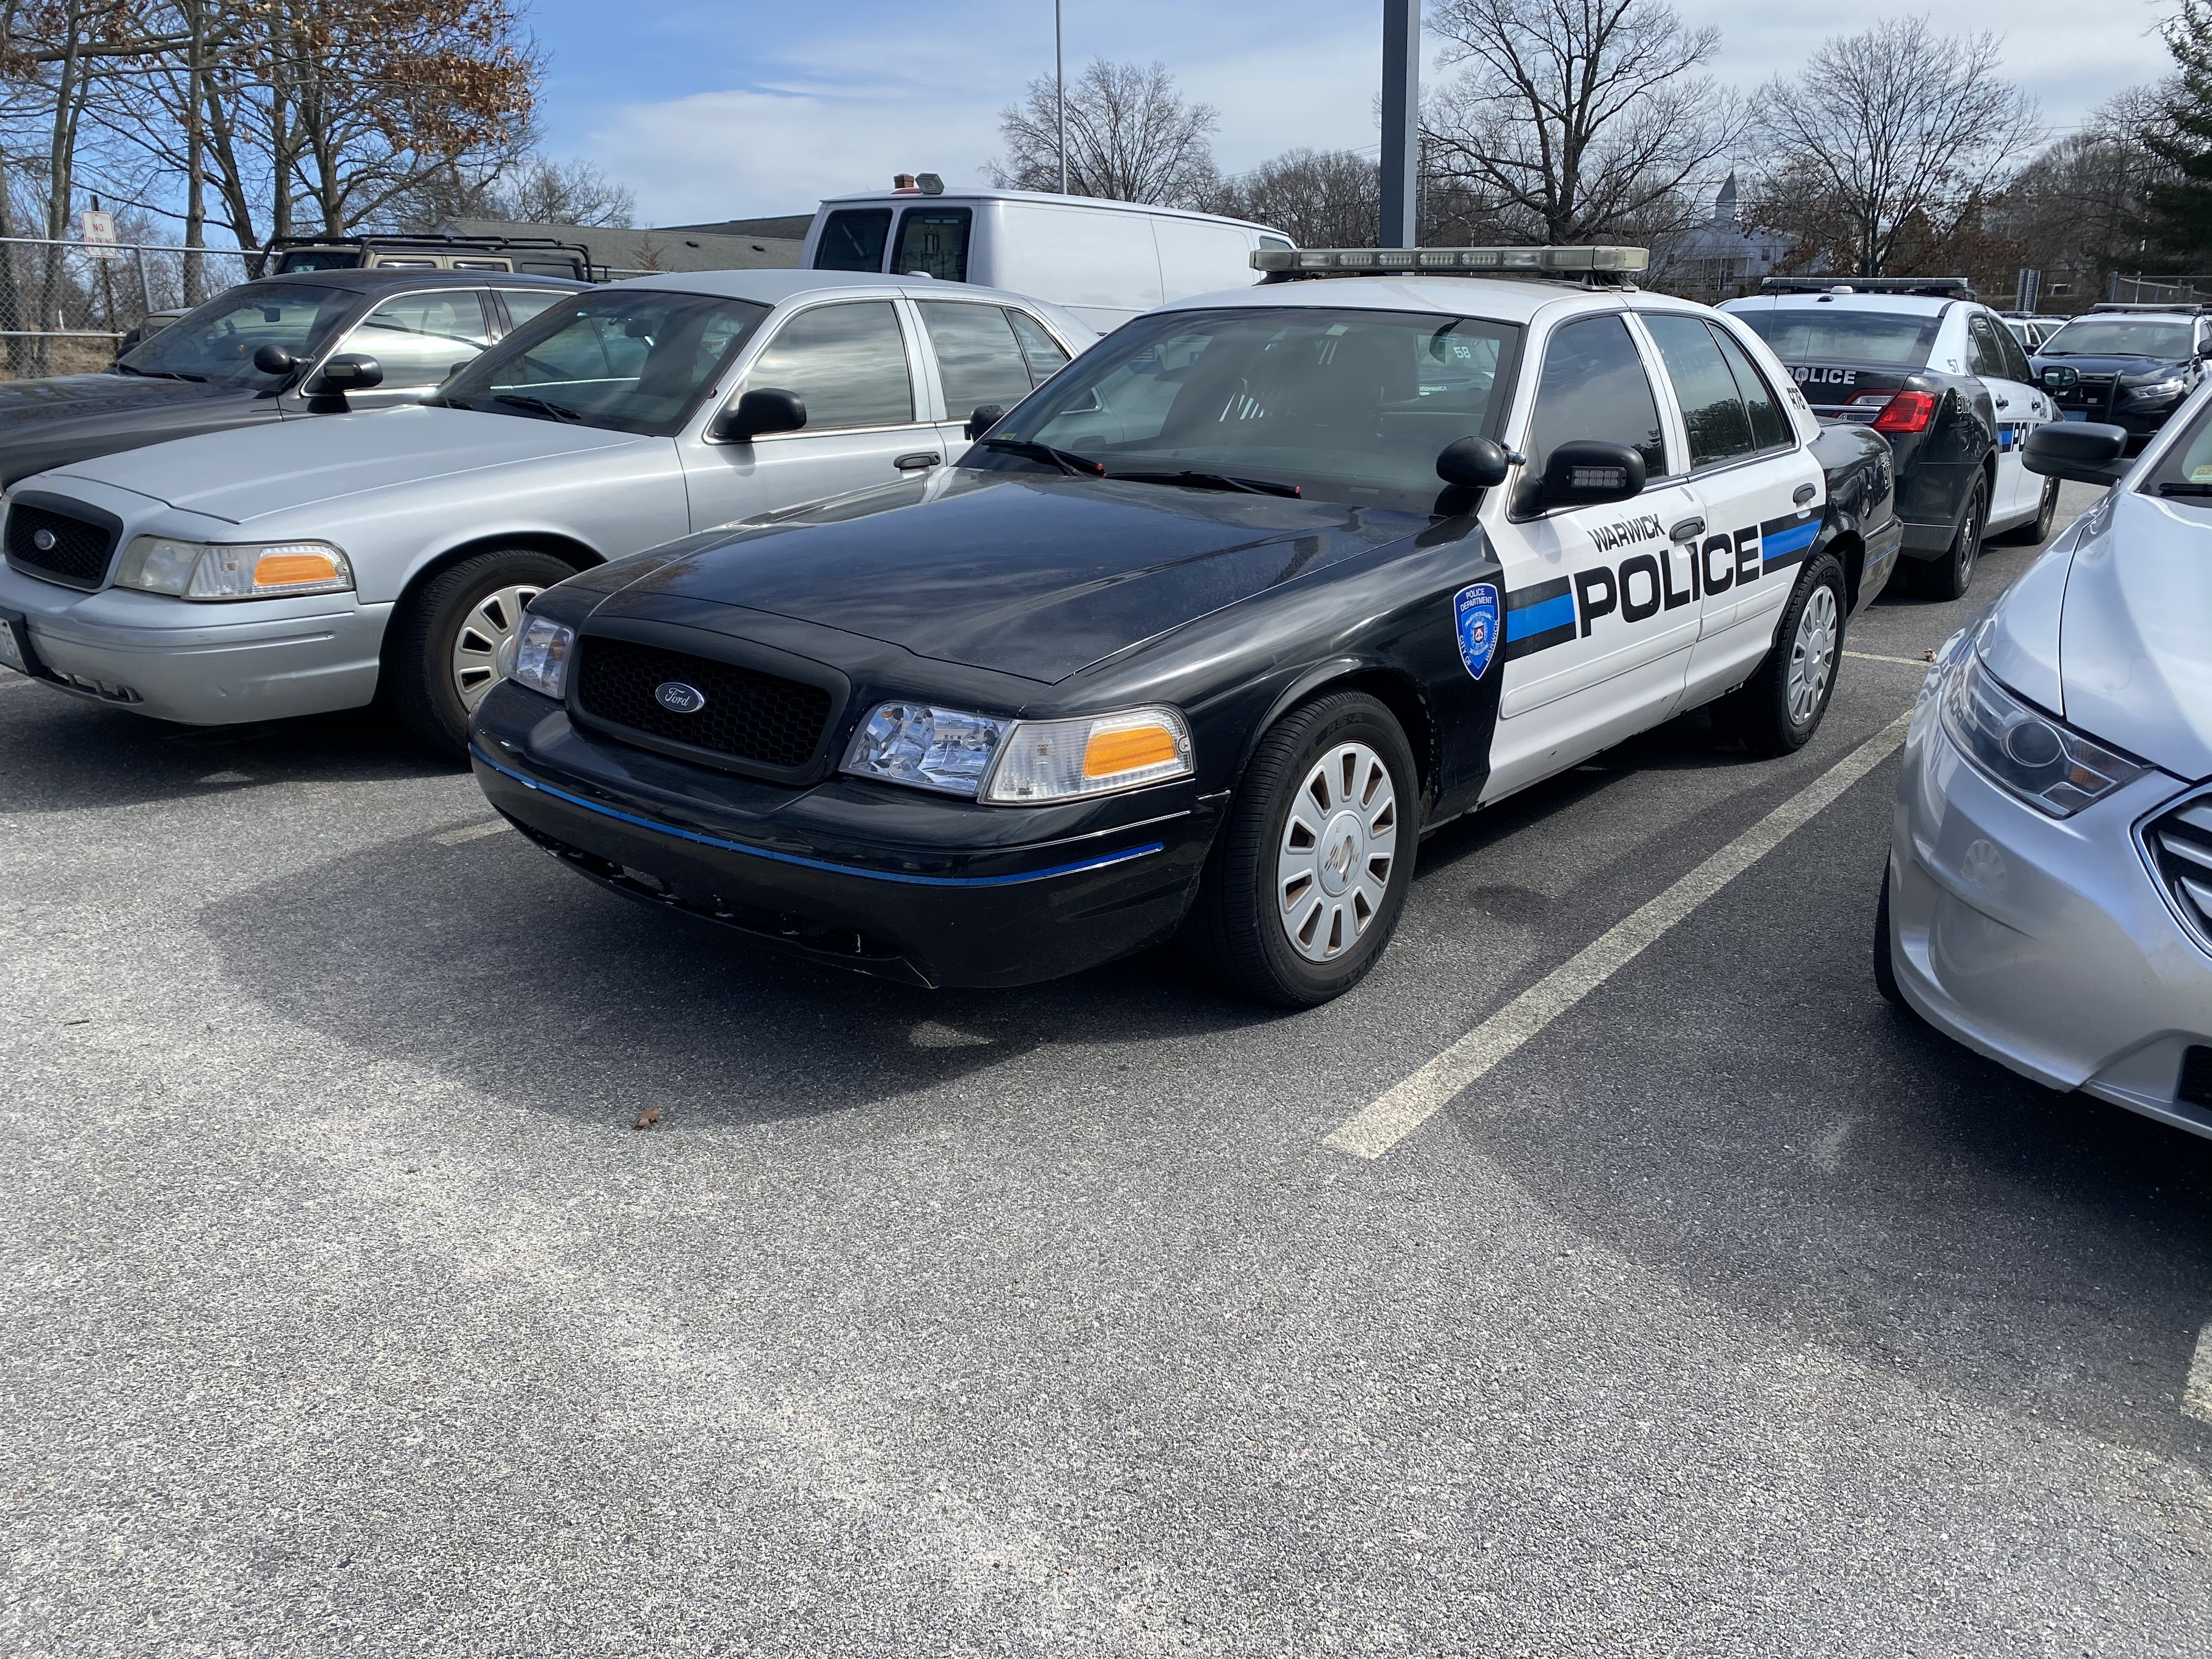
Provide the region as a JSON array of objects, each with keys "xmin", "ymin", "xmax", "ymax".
[
  {"xmin": 0, "ymin": 559, "xmax": 389, "ymax": 724},
  {"xmin": 1888, "ymin": 696, "xmax": 2212, "ymax": 1138},
  {"xmin": 470, "ymin": 681, "xmax": 1223, "ymax": 990}
]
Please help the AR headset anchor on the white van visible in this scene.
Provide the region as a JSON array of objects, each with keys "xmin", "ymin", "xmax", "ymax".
[{"xmin": 801, "ymin": 187, "xmax": 1294, "ymax": 332}]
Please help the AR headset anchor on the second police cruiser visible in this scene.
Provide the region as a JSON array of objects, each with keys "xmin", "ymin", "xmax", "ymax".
[{"xmin": 464, "ymin": 245, "xmax": 1901, "ymax": 1004}]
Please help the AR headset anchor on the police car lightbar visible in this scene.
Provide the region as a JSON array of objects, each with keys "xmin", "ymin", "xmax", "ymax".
[
  {"xmin": 2089, "ymin": 300, "xmax": 2211, "ymax": 314},
  {"xmin": 1760, "ymin": 276, "xmax": 1978, "ymax": 299},
  {"xmin": 1252, "ymin": 245, "xmax": 1649, "ymax": 280}
]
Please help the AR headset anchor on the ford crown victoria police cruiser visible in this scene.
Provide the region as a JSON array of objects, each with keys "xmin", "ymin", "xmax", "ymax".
[{"xmin": 465, "ymin": 246, "xmax": 1900, "ymax": 1005}]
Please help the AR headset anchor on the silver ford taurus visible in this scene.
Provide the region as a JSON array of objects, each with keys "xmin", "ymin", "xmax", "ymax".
[
  {"xmin": 1878, "ymin": 401, "xmax": 2212, "ymax": 1138},
  {"xmin": 0, "ymin": 270, "xmax": 1093, "ymax": 752}
]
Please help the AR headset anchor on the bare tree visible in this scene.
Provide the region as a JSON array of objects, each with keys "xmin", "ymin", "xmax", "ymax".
[
  {"xmin": 1751, "ymin": 19, "xmax": 2039, "ymax": 279},
  {"xmin": 990, "ymin": 59, "xmax": 1218, "ymax": 208},
  {"xmin": 1421, "ymin": 0, "xmax": 1743, "ymax": 246},
  {"xmin": 395, "ymin": 150, "xmax": 633, "ymax": 229},
  {"xmin": 1214, "ymin": 148, "xmax": 1379, "ymax": 246}
]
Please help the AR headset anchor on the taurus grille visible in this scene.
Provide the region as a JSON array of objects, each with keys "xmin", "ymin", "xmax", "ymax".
[
  {"xmin": 2147, "ymin": 795, "xmax": 2212, "ymax": 955},
  {"xmin": 575, "ymin": 636, "xmax": 833, "ymax": 770},
  {"xmin": 6, "ymin": 504, "xmax": 115, "ymax": 589}
]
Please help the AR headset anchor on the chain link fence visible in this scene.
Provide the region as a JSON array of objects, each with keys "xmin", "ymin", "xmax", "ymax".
[
  {"xmin": 0, "ymin": 238, "xmax": 258, "ymax": 378},
  {"xmin": 2106, "ymin": 272, "xmax": 2212, "ymax": 308}
]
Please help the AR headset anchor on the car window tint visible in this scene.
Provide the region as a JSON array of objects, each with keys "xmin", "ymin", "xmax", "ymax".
[
  {"xmin": 1006, "ymin": 309, "xmax": 1070, "ymax": 385},
  {"xmin": 894, "ymin": 208, "xmax": 972, "ymax": 283},
  {"xmin": 1967, "ymin": 315, "xmax": 2008, "ymax": 380},
  {"xmin": 1526, "ymin": 314, "xmax": 1668, "ymax": 488},
  {"xmin": 1731, "ymin": 307, "xmax": 1943, "ymax": 368},
  {"xmin": 1997, "ymin": 321, "xmax": 2034, "ymax": 381},
  {"xmin": 1641, "ymin": 313, "xmax": 1754, "ymax": 469},
  {"xmin": 814, "ymin": 209, "xmax": 891, "ymax": 273},
  {"xmin": 341, "ymin": 290, "xmax": 492, "ymax": 388},
  {"xmin": 741, "ymin": 301, "xmax": 913, "ymax": 431},
  {"xmin": 499, "ymin": 289, "xmax": 570, "ymax": 330},
  {"xmin": 917, "ymin": 301, "xmax": 1032, "ymax": 415},
  {"xmin": 1708, "ymin": 323, "xmax": 1791, "ymax": 450}
]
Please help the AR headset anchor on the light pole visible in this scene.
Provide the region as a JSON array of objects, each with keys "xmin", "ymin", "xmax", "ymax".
[
  {"xmin": 1380, "ymin": 0, "xmax": 1420, "ymax": 247},
  {"xmin": 1056, "ymin": 0, "xmax": 1068, "ymax": 195}
]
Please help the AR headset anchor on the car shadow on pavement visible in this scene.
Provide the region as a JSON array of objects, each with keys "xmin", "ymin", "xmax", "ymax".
[
  {"xmin": 195, "ymin": 816, "xmax": 1280, "ymax": 1134},
  {"xmin": 0, "ymin": 684, "xmax": 449, "ymax": 812}
]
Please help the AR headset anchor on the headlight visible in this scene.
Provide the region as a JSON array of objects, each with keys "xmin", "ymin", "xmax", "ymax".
[
  {"xmin": 2131, "ymin": 376, "xmax": 2187, "ymax": 400},
  {"xmin": 840, "ymin": 701, "xmax": 1194, "ymax": 802},
  {"xmin": 114, "ymin": 535, "xmax": 352, "ymax": 600},
  {"xmin": 1940, "ymin": 653, "xmax": 2147, "ymax": 817},
  {"xmin": 510, "ymin": 614, "xmax": 576, "ymax": 700}
]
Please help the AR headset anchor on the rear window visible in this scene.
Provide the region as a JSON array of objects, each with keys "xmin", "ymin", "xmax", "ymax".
[{"xmin": 1731, "ymin": 307, "xmax": 1942, "ymax": 369}]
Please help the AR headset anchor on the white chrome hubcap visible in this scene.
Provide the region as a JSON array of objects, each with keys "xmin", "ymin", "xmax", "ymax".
[
  {"xmin": 1787, "ymin": 583, "xmax": 1838, "ymax": 725},
  {"xmin": 452, "ymin": 583, "xmax": 543, "ymax": 712},
  {"xmin": 1277, "ymin": 741, "xmax": 1398, "ymax": 962}
]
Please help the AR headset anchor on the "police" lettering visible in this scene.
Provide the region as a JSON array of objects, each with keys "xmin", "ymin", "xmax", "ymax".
[{"xmin": 1575, "ymin": 524, "xmax": 1763, "ymax": 638}]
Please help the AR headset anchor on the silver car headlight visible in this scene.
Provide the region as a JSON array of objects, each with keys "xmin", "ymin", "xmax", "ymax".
[
  {"xmin": 509, "ymin": 614, "xmax": 577, "ymax": 699},
  {"xmin": 1940, "ymin": 652, "xmax": 2147, "ymax": 817},
  {"xmin": 114, "ymin": 535, "xmax": 352, "ymax": 601},
  {"xmin": 841, "ymin": 702, "xmax": 1194, "ymax": 803}
]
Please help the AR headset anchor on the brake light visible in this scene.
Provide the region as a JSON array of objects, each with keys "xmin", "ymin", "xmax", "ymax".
[{"xmin": 1855, "ymin": 390, "xmax": 1939, "ymax": 433}]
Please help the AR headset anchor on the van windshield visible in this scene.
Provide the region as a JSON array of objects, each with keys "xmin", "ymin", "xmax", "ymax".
[{"xmin": 964, "ymin": 305, "xmax": 1521, "ymax": 514}]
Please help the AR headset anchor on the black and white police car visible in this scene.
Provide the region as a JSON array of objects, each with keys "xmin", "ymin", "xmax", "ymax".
[{"xmin": 1723, "ymin": 277, "xmax": 2057, "ymax": 600}]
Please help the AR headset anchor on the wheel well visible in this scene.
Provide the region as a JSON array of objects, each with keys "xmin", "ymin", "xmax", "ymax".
[
  {"xmin": 1825, "ymin": 531, "xmax": 1865, "ymax": 610},
  {"xmin": 1982, "ymin": 450, "xmax": 1999, "ymax": 496},
  {"xmin": 380, "ymin": 534, "xmax": 603, "ymax": 673},
  {"xmin": 1292, "ymin": 669, "xmax": 1438, "ymax": 804}
]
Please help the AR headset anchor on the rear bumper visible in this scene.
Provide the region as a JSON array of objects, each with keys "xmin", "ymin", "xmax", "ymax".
[{"xmin": 470, "ymin": 682, "xmax": 1222, "ymax": 990}]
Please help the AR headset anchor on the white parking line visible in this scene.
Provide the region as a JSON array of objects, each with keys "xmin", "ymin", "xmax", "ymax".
[
  {"xmin": 1324, "ymin": 710, "xmax": 1916, "ymax": 1160},
  {"xmin": 1843, "ymin": 650, "xmax": 1931, "ymax": 667},
  {"xmin": 432, "ymin": 820, "xmax": 512, "ymax": 847},
  {"xmin": 2186, "ymin": 1323, "xmax": 2212, "ymax": 1425}
]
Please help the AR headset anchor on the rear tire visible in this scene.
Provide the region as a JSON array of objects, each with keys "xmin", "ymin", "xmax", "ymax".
[
  {"xmin": 1712, "ymin": 551, "xmax": 1846, "ymax": 758},
  {"xmin": 1180, "ymin": 692, "xmax": 1418, "ymax": 1007},
  {"xmin": 387, "ymin": 548, "xmax": 577, "ymax": 758},
  {"xmin": 1905, "ymin": 476, "xmax": 1985, "ymax": 599},
  {"xmin": 1993, "ymin": 473, "xmax": 2059, "ymax": 546}
]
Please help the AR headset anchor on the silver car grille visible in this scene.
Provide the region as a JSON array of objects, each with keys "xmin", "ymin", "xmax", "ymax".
[{"xmin": 2145, "ymin": 793, "xmax": 2212, "ymax": 955}]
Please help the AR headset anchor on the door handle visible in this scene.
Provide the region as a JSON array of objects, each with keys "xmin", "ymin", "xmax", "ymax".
[
  {"xmin": 1793, "ymin": 483, "xmax": 1817, "ymax": 506},
  {"xmin": 1995, "ymin": 397, "xmax": 2010, "ymax": 409},
  {"xmin": 1668, "ymin": 516, "xmax": 1705, "ymax": 543},
  {"xmin": 894, "ymin": 453, "xmax": 941, "ymax": 471}
]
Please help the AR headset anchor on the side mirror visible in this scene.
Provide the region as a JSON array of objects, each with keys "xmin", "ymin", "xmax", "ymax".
[
  {"xmin": 314, "ymin": 353, "xmax": 383, "ymax": 391},
  {"xmin": 2023, "ymin": 420, "xmax": 2129, "ymax": 486},
  {"xmin": 2040, "ymin": 364, "xmax": 2079, "ymax": 392},
  {"xmin": 1436, "ymin": 436, "xmax": 1513, "ymax": 489},
  {"xmin": 252, "ymin": 343, "xmax": 296, "ymax": 376},
  {"xmin": 713, "ymin": 387, "xmax": 806, "ymax": 441},
  {"xmin": 966, "ymin": 403, "xmax": 1006, "ymax": 441},
  {"xmin": 2197, "ymin": 340, "xmax": 2212, "ymax": 360},
  {"xmin": 1542, "ymin": 439, "xmax": 1645, "ymax": 509}
]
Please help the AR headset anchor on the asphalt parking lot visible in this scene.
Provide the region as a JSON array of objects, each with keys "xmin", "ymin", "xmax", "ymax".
[{"xmin": 5, "ymin": 479, "xmax": 2209, "ymax": 1657}]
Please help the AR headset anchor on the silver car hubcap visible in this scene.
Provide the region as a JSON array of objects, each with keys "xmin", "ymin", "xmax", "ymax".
[
  {"xmin": 452, "ymin": 583, "xmax": 542, "ymax": 711},
  {"xmin": 1787, "ymin": 583, "xmax": 1838, "ymax": 725},
  {"xmin": 1277, "ymin": 741, "xmax": 1398, "ymax": 962}
]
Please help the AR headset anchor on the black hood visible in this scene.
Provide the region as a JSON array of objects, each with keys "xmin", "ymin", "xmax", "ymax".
[
  {"xmin": 602, "ymin": 471, "xmax": 1429, "ymax": 684},
  {"xmin": 0, "ymin": 371, "xmax": 238, "ymax": 429},
  {"xmin": 0, "ymin": 371, "xmax": 258, "ymax": 488}
]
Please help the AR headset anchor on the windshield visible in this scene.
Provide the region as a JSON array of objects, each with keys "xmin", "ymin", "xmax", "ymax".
[
  {"xmin": 1731, "ymin": 307, "xmax": 1942, "ymax": 368},
  {"xmin": 117, "ymin": 281, "xmax": 355, "ymax": 387},
  {"xmin": 2039, "ymin": 319, "xmax": 2194, "ymax": 359},
  {"xmin": 967, "ymin": 305, "xmax": 1521, "ymax": 514},
  {"xmin": 433, "ymin": 289, "xmax": 770, "ymax": 436},
  {"xmin": 2141, "ymin": 397, "xmax": 2212, "ymax": 497}
]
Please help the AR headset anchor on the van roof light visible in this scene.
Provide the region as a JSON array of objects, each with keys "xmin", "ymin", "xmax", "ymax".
[{"xmin": 1252, "ymin": 245, "xmax": 1649, "ymax": 283}]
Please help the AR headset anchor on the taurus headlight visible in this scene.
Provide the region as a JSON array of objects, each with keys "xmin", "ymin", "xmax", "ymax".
[
  {"xmin": 509, "ymin": 614, "xmax": 576, "ymax": 700},
  {"xmin": 843, "ymin": 703, "xmax": 1011, "ymax": 796},
  {"xmin": 114, "ymin": 535, "xmax": 352, "ymax": 600},
  {"xmin": 1940, "ymin": 653, "xmax": 2147, "ymax": 817}
]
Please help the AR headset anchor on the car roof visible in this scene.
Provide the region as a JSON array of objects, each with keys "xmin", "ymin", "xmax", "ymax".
[
  {"xmin": 1154, "ymin": 275, "xmax": 1734, "ymax": 326},
  {"xmin": 1720, "ymin": 292, "xmax": 1954, "ymax": 317},
  {"xmin": 612, "ymin": 267, "xmax": 1076, "ymax": 312},
  {"xmin": 2057, "ymin": 310, "xmax": 2200, "ymax": 323},
  {"xmin": 252, "ymin": 269, "xmax": 590, "ymax": 294}
]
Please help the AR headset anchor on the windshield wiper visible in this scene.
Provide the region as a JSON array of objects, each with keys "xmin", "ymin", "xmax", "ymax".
[
  {"xmin": 981, "ymin": 436, "xmax": 1104, "ymax": 476},
  {"xmin": 492, "ymin": 393, "xmax": 585, "ymax": 424},
  {"xmin": 114, "ymin": 363, "xmax": 205, "ymax": 382},
  {"xmin": 2157, "ymin": 482, "xmax": 2212, "ymax": 496},
  {"xmin": 1108, "ymin": 469, "xmax": 1301, "ymax": 499}
]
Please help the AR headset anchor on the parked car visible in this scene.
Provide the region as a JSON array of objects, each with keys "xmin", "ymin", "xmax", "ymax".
[
  {"xmin": 1724, "ymin": 278, "xmax": 2058, "ymax": 601},
  {"xmin": 0, "ymin": 270, "xmax": 1094, "ymax": 753},
  {"xmin": 805, "ymin": 183, "xmax": 1291, "ymax": 332},
  {"xmin": 1876, "ymin": 405, "xmax": 2212, "ymax": 1140},
  {"xmin": 0, "ymin": 269, "xmax": 589, "ymax": 486},
  {"xmin": 466, "ymin": 245, "xmax": 1898, "ymax": 1005},
  {"xmin": 2030, "ymin": 303, "xmax": 2212, "ymax": 441}
]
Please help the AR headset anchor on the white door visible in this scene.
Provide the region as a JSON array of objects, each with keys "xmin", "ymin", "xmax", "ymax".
[
  {"xmin": 1637, "ymin": 311, "xmax": 1827, "ymax": 707},
  {"xmin": 1481, "ymin": 312, "xmax": 1702, "ymax": 803},
  {"xmin": 1967, "ymin": 311, "xmax": 2037, "ymax": 523},
  {"xmin": 681, "ymin": 299, "xmax": 943, "ymax": 532}
]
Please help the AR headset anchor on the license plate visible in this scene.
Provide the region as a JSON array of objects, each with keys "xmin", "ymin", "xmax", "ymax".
[
  {"xmin": 0, "ymin": 609, "xmax": 34, "ymax": 676},
  {"xmin": 2062, "ymin": 410, "xmax": 2089, "ymax": 421}
]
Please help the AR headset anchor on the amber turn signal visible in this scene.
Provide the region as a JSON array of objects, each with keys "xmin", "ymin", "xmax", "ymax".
[{"xmin": 1082, "ymin": 723, "xmax": 1180, "ymax": 778}]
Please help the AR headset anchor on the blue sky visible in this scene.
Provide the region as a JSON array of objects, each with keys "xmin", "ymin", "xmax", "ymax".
[{"xmin": 521, "ymin": 0, "xmax": 2181, "ymax": 225}]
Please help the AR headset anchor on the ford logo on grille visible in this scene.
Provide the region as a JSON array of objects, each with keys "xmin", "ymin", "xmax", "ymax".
[
  {"xmin": 30, "ymin": 528, "xmax": 55, "ymax": 551},
  {"xmin": 654, "ymin": 681, "xmax": 707, "ymax": 714}
]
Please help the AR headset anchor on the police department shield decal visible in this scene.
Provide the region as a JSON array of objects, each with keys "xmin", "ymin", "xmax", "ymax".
[{"xmin": 1453, "ymin": 582, "xmax": 1500, "ymax": 679}]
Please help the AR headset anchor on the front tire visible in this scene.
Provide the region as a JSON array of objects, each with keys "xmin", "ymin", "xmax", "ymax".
[
  {"xmin": 1180, "ymin": 691, "xmax": 1419, "ymax": 1007},
  {"xmin": 1906, "ymin": 476, "xmax": 1985, "ymax": 599},
  {"xmin": 387, "ymin": 548, "xmax": 578, "ymax": 757},
  {"xmin": 1713, "ymin": 551, "xmax": 1846, "ymax": 758}
]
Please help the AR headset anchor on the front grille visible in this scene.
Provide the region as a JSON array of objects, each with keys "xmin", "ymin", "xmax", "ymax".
[
  {"xmin": 6, "ymin": 504, "xmax": 115, "ymax": 589},
  {"xmin": 2146, "ymin": 795, "xmax": 2212, "ymax": 955},
  {"xmin": 575, "ymin": 636, "xmax": 833, "ymax": 770}
]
